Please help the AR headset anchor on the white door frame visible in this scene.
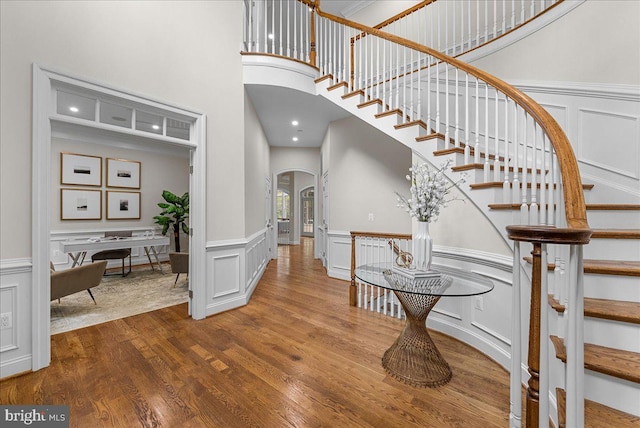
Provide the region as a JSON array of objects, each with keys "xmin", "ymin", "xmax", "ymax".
[{"xmin": 32, "ymin": 64, "xmax": 207, "ymax": 370}]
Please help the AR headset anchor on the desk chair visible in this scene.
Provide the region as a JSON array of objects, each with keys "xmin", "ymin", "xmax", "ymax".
[
  {"xmin": 51, "ymin": 260, "xmax": 107, "ymax": 304},
  {"xmin": 91, "ymin": 231, "xmax": 132, "ymax": 277}
]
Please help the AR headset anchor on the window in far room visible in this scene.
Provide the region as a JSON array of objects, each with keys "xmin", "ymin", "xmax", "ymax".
[{"xmin": 276, "ymin": 189, "xmax": 290, "ymax": 220}]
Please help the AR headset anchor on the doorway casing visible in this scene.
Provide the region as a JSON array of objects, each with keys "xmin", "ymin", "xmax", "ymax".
[{"xmin": 32, "ymin": 64, "xmax": 207, "ymax": 370}]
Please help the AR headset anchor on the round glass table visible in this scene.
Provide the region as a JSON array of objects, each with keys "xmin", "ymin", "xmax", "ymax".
[{"xmin": 355, "ymin": 263, "xmax": 494, "ymax": 387}]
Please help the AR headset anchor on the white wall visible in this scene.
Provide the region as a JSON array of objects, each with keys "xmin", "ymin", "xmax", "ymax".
[
  {"xmin": 328, "ymin": 116, "xmax": 412, "ymax": 234},
  {"xmin": 244, "ymin": 90, "xmax": 271, "ymax": 236},
  {"xmin": 270, "ymin": 146, "xmax": 320, "ymax": 175},
  {"xmin": 471, "ymin": 1, "xmax": 640, "ymax": 85},
  {"xmin": 0, "ymin": 0, "xmax": 246, "ymax": 258},
  {"xmin": 345, "ymin": 0, "xmax": 422, "ymax": 25}
]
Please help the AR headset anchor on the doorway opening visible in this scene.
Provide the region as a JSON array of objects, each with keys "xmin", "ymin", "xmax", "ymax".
[
  {"xmin": 273, "ymin": 169, "xmax": 319, "ymax": 259},
  {"xmin": 33, "ymin": 65, "xmax": 206, "ymax": 370}
]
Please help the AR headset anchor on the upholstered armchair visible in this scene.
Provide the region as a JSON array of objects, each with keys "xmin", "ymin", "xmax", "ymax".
[
  {"xmin": 169, "ymin": 252, "xmax": 189, "ymax": 286},
  {"xmin": 51, "ymin": 260, "xmax": 107, "ymax": 304}
]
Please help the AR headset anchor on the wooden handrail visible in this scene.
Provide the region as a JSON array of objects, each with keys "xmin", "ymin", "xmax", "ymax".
[
  {"xmin": 373, "ymin": 0, "xmax": 436, "ymax": 30},
  {"xmin": 314, "ymin": 5, "xmax": 588, "ymax": 231}
]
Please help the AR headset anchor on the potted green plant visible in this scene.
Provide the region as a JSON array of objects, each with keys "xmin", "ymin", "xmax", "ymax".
[{"xmin": 153, "ymin": 190, "xmax": 189, "ymax": 252}]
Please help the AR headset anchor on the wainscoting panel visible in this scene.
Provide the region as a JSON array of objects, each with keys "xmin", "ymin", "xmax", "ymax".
[
  {"xmin": 327, "ymin": 231, "xmax": 352, "ymax": 281},
  {"xmin": 211, "ymin": 254, "xmax": 241, "ymax": 299},
  {"xmin": 515, "ymin": 81, "xmax": 640, "ymax": 201},
  {"xmin": 0, "ymin": 259, "xmax": 33, "ymax": 378},
  {"xmin": 204, "ymin": 228, "xmax": 270, "ymax": 317}
]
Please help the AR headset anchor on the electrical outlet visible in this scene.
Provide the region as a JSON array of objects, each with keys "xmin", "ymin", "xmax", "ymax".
[
  {"xmin": 0, "ymin": 312, "xmax": 12, "ymax": 330},
  {"xmin": 368, "ymin": 213, "xmax": 375, "ymax": 221},
  {"xmin": 474, "ymin": 296, "xmax": 484, "ymax": 311}
]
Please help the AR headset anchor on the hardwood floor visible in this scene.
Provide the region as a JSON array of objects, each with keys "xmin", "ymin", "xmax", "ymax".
[{"xmin": 1, "ymin": 238, "xmax": 513, "ymax": 427}]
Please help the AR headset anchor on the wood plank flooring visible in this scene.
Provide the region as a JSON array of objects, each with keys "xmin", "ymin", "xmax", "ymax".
[{"xmin": 1, "ymin": 238, "xmax": 513, "ymax": 427}]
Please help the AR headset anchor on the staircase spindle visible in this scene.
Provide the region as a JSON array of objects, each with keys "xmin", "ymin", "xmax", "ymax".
[
  {"xmin": 503, "ymin": 97, "xmax": 511, "ymax": 202},
  {"xmin": 494, "ymin": 88, "xmax": 501, "ymax": 182}
]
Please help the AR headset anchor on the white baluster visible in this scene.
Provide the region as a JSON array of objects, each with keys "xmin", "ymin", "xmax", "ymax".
[
  {"xmin": 484, "ymin": 83, "xmax": 491, "ymax": 181},
  {"xmin": 454, "ymin": 68, "xmax": 460, "ymax": 148},
  {"xmin": 504, "ymin": 97, "xmax": 511, "ymax": 203},
  {"xmin": 530, "ymin": 123, "xmax": 540, "ymax": 225},
  {"xmin": 510, "ymin": 241, "xmax": 523, "ymax": 428},
  {"xmin": 512, "ymin": 103, "xmax": 520, "ymax": 204},
  {"xmin": 566, "ymin": 245, "xmax": 585, "ymax": 428},
  {"xmin": 520, "ymin": 115, "xmax": 530, "ymax": 224},
  {"xmin": 493, "ymin": 0, "xmax": 498, "ymax": 40},
  {"xmin": 540, "ymin": 134, "xmax": 548, "ymax": 225},
  {"xmin": 474, "ymin": 78, "xmax": 480, "ymax": 164},
  {"xmin": 464, "ymin": 73, "xmax": 471, "ymax": 164},
  {"xmin": 445, "ymin": 62, "xmax": 450, "ymax": 143},
  {"xmin": 494, "ymin": 88, "xmax": 501, "ymax": 182}
]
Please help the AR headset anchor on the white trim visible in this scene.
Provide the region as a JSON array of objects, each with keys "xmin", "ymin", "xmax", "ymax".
[
  {"xmin": 512, "ymin": 80, "xmax": 640, "ymax": 101},
  {"xmin": 0, "ymin": 355, "xmax": 33, "ymax": 379},
  {"xmin": 0, "ymin": 259, "xmax": 32, "ymax": 275}
]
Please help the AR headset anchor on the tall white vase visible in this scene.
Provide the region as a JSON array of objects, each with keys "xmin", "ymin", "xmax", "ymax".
[{"xmin": 413, "ymin": 221, "xmax": 433, "ymax": 271}]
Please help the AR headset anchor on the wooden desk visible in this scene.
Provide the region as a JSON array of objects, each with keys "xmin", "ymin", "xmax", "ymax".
[{"xmin": 61, "ymin": 235, "xmax": 170, "ymax": 273}]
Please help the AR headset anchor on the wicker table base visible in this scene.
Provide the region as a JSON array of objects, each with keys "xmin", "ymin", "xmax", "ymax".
[{"xmin": 381, "ymin": 291, "xmax": 452, "ymax": 388}]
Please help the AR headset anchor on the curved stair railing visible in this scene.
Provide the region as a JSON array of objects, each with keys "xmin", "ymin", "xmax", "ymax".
[
  {"xmin": 242, "ymin": 1, "xmax": 592, "ymax": 426},
  {"xmin": 371, "ymin": 0, "xmax": 565, "ymax": 58}
]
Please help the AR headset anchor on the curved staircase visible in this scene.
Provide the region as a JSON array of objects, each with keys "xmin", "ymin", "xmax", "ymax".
[{"xmin": 242, "ymin": 1, "xmax": 640, "ymax": 425}]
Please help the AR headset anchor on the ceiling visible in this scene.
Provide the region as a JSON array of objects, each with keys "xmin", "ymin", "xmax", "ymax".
[
  {"xmin": 245, "ymin": 85, "xmax": 350, "ymax": 148},
  {"xmin": 244, "ymin": 0, "xmax": 374, "ymax": 148}
]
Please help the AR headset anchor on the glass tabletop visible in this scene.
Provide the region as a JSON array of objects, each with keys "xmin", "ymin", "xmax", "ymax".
[{"xmin": 355, "ymin": 263, "xmax": 494, "ymax": 297}]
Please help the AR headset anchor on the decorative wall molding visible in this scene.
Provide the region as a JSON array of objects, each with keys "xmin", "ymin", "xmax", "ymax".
[
  {"xmin": 0, "ymin": 259, "xmax": 32, "ymax": 275},
  {"xmin": 0, "ymin": 283, "xmax": 19, "ymax": 353},
  {"xmin": 512, "ymin": 80, "xmax": 640, "ymax": 102}
]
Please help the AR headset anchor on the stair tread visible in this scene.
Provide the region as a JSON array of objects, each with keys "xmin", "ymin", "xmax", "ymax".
[
  {"xmin": 550, "ymin": 335, "xmax": 640, "ymax": 383},
  {"xmin": 523, "ymin": 256, "xmax": 640, "ymax": 276},
  {"xmin": 556, "ymin": 388, "xmax": 640, "ymax": 428},
  {"xmin": 548, "ymin": 294, "xmax": 640, "ymax": 324},
  {"xmin": 591, "ymin": 228, "xmax": 640, "ymax": 239}
]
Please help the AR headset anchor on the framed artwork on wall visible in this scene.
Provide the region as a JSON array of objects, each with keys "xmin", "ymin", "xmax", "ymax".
[
  {"xmin": 107, "ymin": 190, "xmax": 141, "ymax": 220},
  {"xmin": 106, "ymin": 158, "xmax": 141, "ymax": 189},
  {"xmin": 60, "ymin": 152, "xmax": 102, "ymax": 186},
  {"xmin": 60, "ymin": 189, "xmax": 102, "ymax": 220}
]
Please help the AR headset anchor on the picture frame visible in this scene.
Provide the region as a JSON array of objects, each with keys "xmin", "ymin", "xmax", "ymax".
[
  {"xmin": 106, "ymin": 158, "xmax": 141, "ymax": 189},
  {"xmin": 61, "ymin": 189, "xmax": 102, "ymax": 220},
  {"xmin": 106, "ymin": 191, "xmax": 141, "ymax": 220},
  {"xmin": 60, "ymin": 152, "xmax": 102, "ymax": 187}
]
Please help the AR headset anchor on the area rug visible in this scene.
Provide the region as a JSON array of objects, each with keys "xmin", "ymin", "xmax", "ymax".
[{"xmin": 50, "ymin": 268, "xmax": 188, "ymax": 335}]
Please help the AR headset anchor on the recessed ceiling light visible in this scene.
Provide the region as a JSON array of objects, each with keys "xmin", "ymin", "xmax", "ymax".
[
  {"xmin": 152, "ymin": 125, "xmax": 160, "ymax": 130},
  {"xmin": 291, "ymin": 120, "xmax": 299, "ymax": 126},
  {"xmin": 292, "ymin": 137, "xmax": 299, "ymax": 142},
  {"xmin": 268, "ymin": 33, "xmax": 274, "ymax": 40},
  {"xmin": 69, "ymin": 106, "xmax": 79, "ymax": 113}
]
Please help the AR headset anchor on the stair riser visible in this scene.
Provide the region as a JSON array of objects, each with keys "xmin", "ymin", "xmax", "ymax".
[
  {"xmin": 583, "ymin": 275, "xmax": 640, "ymax": 301},
  {"xmin": 584, "ymin": 239, "xmax": 640, "ymax": 261},
  {"xmin": 583, "ymin": 318, "xmax": 640, "ymax": 354},
  {"xmin": 587, "ymin": 211, "xmax": 640, "ymax": 229},
  {"xmin": 582, "ymin": 374, "xmax": 640, "ymax": 417}
]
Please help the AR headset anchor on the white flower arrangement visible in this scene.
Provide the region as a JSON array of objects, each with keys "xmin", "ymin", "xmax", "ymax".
[{"xmin": 395, "ymin": 159, "xmax": 465, "ymax": 223}]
